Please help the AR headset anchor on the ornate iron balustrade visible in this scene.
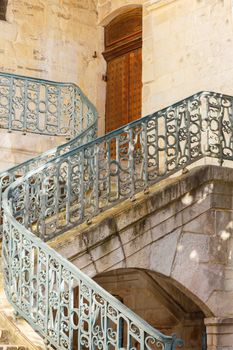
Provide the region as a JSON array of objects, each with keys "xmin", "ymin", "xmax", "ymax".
[
  {"xmin": 3, "ymin": 213, "xmax": 183, "ymax": 350},
  {"xmin": 2, "ymin": 87, "xmax": 233, "ymax": 349},
  {"xmin": 0, "ymin": 72, "xmax": 97, "ymax": 137},
  {"xmin": 0, "ymin": 72, "xmax": 97, "ymax": 231},
  {"xmin": 0, "ymin": 72, "xmax": 187, "ymax": 349},
  {"xmin": 4, "ymin": 91, "xmax": 232, "ymax": 241},
  {"xmin": 0, "ymin": 72, "xmax": 186, "ymax": 349}
]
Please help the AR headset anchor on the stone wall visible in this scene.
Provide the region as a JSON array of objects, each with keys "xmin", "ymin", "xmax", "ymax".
[
  {"xmin": 0, "ymin": 0, "xmax": 105, "ymax": 120},
  {"xmin": 0, "ymin": 130, "xmax": 64, "ymax": 171},
  {"xmin": 0, "ymin": 0, "xmax": 106, "ymax": 168},
  {"xmin": 2, "ymin": 0, "xmax": 233, "ymax": 169},
  {"xmin": 50, "ymin": 164, "xmax": 233, "ymax": 349},
  {"xmin": 97, "ymin": 0, "xmax": 233, "ymax": 116},
  {"xmin": 6, "ymin": 0, "xmax": 232, "ymax": 136}
]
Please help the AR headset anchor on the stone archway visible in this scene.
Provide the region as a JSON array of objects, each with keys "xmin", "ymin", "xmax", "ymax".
[
  {"xmin": 56, "ymin": 165, "xmax": 233, "ymax": 349},
  {"xmin": 98, "ymin": 3, "xmax": 144, "ymax": 27},
  {"xmin": 94, "ymin": 268, "xmax": 211, "ymax": 350}
]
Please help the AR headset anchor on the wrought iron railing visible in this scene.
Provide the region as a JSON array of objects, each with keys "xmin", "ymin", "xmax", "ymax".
[
  {"xmin": 0, "ymin": 72, "xmax": 97, "ymax": 230},
  {"xmin": 0, "ymin": 73, "xmax": 186, "ymax": 349},
  {"xmin": 0, "ymin": 72, "xmax": 97, "ymax": 137},
  {"xmin": 3, "ymin": 91, "xmax": 231, "ymax": 241},
  {"xmin": 3, "ymin": 210, "xmax": 183, "ymax": 350},
  {"xmin": 3, "ymin": 78, "xmax": 233, "ymax": 350},
  {"xmin": 4, "ymin": 74, "xmax": 232, "ymax": 349}
]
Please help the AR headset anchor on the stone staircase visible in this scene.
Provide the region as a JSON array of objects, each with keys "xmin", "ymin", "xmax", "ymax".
[{"xmin": 3, "ymin": 73, "xmax": 227, "ymax": 349}]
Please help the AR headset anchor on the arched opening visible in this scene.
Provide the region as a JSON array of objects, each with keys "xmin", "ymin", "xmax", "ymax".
[
  {"xmin": 103, "ymin": 7, "xmax": 142, "ymax": 134},
  {"xmin": 0, "ymin": 0, "xmax": 8, "ymax": 21},
  {"xmin": 94, "ymin": 268, "xmax": 210, "ymax": 350}
]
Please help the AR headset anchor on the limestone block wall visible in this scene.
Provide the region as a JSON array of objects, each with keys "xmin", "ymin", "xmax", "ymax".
[
  {"xmin": 142, "ymin": 0, "xmax": 233, "ymax": 115},
  {"xmin": 0, "ymin": 130, "xmax": 65, "ymax": 171},
  {"xmin": 2, "ymin": 0, "xmax": 233, "ymax": 169},
  {"xmin": 0, "ymin": 0, "xmax": 105, "ymax": 120},
  {"xmin": 0, "ymin": 0, "xmax": 106, "ymax": 170},
  {"xmin": 97, "ymin": 0, "xmax": 233, "ymax": 116}
]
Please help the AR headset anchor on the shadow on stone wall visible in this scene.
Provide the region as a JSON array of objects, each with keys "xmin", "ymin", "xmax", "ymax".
[{"xmin": 94, "ymin": 268, "xmax": 208, "ymax": 350}]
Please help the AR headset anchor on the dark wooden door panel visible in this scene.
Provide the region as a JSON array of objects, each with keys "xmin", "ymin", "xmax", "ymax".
[
  {"xmin": 128, "ymin": 47, "xmax": 142, "ymax": 123},
  {"xmin": 104, "ymin": 7, "xmax": 142, "ymax": 138},
  {"xmin": 105, "ymin": 48, "xmax": 142, "ymax": 133},
  {"xmin": 105, "ymin": 7, "xmax": 142, "ymax": 49},
  {"xmin": 105, "ymin": 54, "xmax": 129, "ymax": 133}
]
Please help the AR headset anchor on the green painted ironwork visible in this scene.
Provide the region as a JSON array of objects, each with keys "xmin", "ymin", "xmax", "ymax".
[
  {"xmin": 0, "ymin": 72, "xmax": 97, "ymax": 233},
  {"xmin": 6, "ymin": 72, "xmax": 232, "ymax": 349}
]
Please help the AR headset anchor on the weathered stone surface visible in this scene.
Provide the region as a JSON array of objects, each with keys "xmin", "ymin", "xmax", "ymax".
[
  {"xmin": 51, "ymin": 165, "xmax": 233, "ymax": 320},
  {"xmin": 123, "ymin": 227, "xmax": 152, "ymax": 260},
  {"xmin": 0, "ymin": 0, "xmax": 106, "ymax": 140},
  {"xmin": 182, "ymin": 210, "xmax": 215, "ymax": 235},
  {"xmin": 171, "ymin": 232, "xmax": 225, "ymax": 303},
  {"xmin": 94, "ymin": 246, "xmax": 125, "ymax": 273},
  {"xmin": 150, "ymin": 228, "xmax": 181, "ymax": 276},
  {"xmin": 207, "ymin": 291, "xmax": 233, "ymax": 319},
  {"xmin": 205, "ymin": 317, "xmax": 233, "ymax": 349},
  {"xmin": 97, "ymin": 0, "xmax": 233, "ymax": 126},
  {"xmin": 0, "ymin": 129, "xmax": 64, "ymax": 171}
]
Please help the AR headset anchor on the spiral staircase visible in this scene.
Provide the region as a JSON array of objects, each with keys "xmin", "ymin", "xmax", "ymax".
[{"xmin": 0, "ymin": 71, "xmax": 232, "ymax": 349}]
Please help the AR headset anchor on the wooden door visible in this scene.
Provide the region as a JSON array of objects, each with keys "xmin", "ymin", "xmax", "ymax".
[
  {"xmin": 103, "ymin": 8, "xmax": 142, "ymax": 134},
  {"xmin": 105, "ymin": 54, "xmax": 129, "ymax": 133},
  {"xmin": 128, "ymin": 47, "xmax": 142, "ymax": 123}
]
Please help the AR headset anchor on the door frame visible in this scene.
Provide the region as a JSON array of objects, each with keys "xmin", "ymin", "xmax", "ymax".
[{"xmin": 102, "ymin": 7, "xmax": 143, "ymax": 134}]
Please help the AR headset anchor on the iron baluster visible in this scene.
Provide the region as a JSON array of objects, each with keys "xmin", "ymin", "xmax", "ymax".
[{"xmin": 4, "ymin": 73, "xmax": 233, "ymax": 349}]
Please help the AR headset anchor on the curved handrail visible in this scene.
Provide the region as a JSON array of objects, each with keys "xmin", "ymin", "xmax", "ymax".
[
  {"xmin": 3, "ymin": 197, "xmax": 183, "ymax": 349},
  {"xmin": 6, "ymin": 74, "xmax": 233, "ymax": 348},
  {"xmin": 4, "ymin": 90, "xmax": 231, "ymax": 240},
  {"xmin": 0, "ymin": 71, "xmax": 97, "ymax": 137},
  {"xmin": 0, "ymin": 72, "xmax": 97, "ymax": 230}
]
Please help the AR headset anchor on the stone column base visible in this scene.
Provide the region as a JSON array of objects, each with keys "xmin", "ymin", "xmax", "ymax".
[{"xmin": 205, "ymin": 317, "xmax": 233, "ymax": 350}]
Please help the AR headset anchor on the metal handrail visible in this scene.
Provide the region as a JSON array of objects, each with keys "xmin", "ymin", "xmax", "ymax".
[
  {"xmin": 0, "ymin": 72, "xmax": 97, "ymax": 231},
  {"xmin": 8, "ymin": 74, "xmax": 233, "ymax": 349},
  {"xmin": 4, "ymin": 90, "xmax": 230, "ymax": 240}
]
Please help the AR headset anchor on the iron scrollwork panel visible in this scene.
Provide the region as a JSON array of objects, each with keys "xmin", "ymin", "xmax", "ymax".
[{"xmin": 6, "ymin": 75, "xmax": 233, "ymax": 350}]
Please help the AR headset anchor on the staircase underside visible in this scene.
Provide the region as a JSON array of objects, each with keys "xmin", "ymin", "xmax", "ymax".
[{"xmin": 49, "ymin": 164, "xmax": 231, "ymax": 322}]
